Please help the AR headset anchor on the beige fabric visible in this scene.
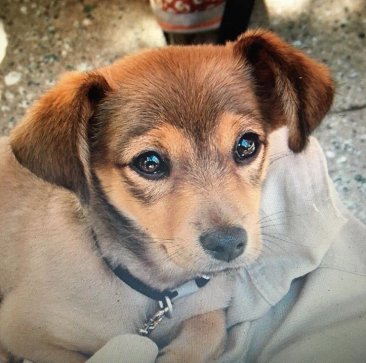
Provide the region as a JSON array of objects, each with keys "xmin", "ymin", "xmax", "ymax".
[
  {"xmin": 87, "ymin": 127, "xmax": 366, "ymax": 362},
  {"xmin": 86, "ymin": 335, "xmax": 158, "ymax": 363}
]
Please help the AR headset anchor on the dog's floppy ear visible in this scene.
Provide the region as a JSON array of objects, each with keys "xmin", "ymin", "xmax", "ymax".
[
  {"xmin": 10, "ymin": 71, "xmax": 111, "ymax": 202},
  {"xmin": 234, "ymin": 30, "xmax": 334, "ymax": 152}
]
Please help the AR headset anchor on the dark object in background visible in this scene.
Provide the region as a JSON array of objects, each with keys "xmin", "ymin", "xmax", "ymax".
[
  {"xmin": 218, "ymin": 0, "xmax": 256, "ymax": 43},
  {"xmin": 163, "ymin": 0, "xmax": 256, "ymax": 45}
]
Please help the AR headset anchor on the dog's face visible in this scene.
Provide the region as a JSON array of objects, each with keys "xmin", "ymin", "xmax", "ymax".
[
  {"xmin": 10, "ymin": 31, "xmax": 334, "ymax": 279},
  {"xmin": 92, "ymin": 47, "xmax": 268, "ymax": 274}
]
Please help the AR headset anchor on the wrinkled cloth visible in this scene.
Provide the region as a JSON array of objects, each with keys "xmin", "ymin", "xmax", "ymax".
[
  {"xmin": 150, "ymin": 0, "xmax": 226, "ymax": 33},
  {"xmin": 87, "ymin": 127, "xmax": 366, "ymax": 362}
]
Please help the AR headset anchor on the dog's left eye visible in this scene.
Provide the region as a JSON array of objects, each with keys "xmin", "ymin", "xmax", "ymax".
[{"xmin": 130, "ymin": 151, "xmax": 169, "ymax": 180}]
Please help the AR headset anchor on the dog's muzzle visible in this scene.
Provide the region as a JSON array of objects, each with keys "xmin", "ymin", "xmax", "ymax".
[{"xmin": 200, "ymin": 226, "xmax": 247, "ymax": 262}]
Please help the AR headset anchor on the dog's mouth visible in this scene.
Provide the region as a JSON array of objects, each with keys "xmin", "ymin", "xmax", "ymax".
[
  {"xmin": 202, "ymin": 256, "xmax": 250, "ymax": 274},
  {"xmin": 156, "ymin": 225, "xmax": 256, "ymax": 274},
  {"xmin": 157, "ymin": 239, "xmax": 254, "ymax": 277}
]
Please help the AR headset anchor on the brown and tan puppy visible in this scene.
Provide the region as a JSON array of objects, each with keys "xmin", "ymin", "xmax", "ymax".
[{"xmin": 0, "ymin": 30, "xmax": 334, "ymax": 363}]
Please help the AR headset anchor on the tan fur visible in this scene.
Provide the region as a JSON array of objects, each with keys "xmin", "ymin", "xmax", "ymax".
[
  {"xmin": 0, "ymin": 30, "xmax": 334, "ymax": 363},
  {"xmin": 158, "ymin": 309, "xmax": 226, "ymax": 363}
]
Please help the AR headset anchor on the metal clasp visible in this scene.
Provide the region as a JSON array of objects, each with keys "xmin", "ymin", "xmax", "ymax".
[
  {"xmin": 159, "ymin": 296, "xmax": 173, "ymax": 318},
  {"xmin": 138, "ymin": 296, "xmax": 173, "ymax": 336}
]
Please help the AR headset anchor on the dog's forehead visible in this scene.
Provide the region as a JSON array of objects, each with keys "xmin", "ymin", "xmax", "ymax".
[{"xmin": 105, "ymin": 46, "xmax": 260, "ymax": 143}]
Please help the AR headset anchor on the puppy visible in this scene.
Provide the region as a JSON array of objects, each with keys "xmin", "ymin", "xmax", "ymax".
[{"xmin": 0, "ymin": 30, "xmax": 334, "ymax": 363}]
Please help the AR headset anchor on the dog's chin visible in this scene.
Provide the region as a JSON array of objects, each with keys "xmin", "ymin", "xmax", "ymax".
[
  {"xmin": 186, "ymin": 244, "xmax": 261, "ymax": 275},
  {"xmin": 164, "ymin": 252, "xmax": 249, "ymax": 278},
  {"xmin": 201, "ymin": 257, "xmax": 249, "ymax": 274}
]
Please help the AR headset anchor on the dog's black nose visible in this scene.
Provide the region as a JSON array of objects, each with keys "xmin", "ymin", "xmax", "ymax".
[{"xmin": 200, "ymin": 226, "xmax": 247, "ymax": 262}]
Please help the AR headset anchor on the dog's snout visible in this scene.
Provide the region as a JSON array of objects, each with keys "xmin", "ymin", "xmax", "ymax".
[{"xmin": 200, "ymin": 226, "xmax": 247, "ymax": 262}]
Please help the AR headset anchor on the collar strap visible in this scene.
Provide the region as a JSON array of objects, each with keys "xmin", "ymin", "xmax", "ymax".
[
  {"xmin": 102, "ymin": 256, "xmax": 210, "ymax": 304},
  {"xmin": 92, "ymin": 229, "xmax": 210, "ymax": 304}
]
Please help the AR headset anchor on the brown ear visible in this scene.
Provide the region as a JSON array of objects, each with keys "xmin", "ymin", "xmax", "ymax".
[
  {"xmin": 10, "ymin": 71, "xmax": 111, "ymax": 202},
  {"xmin": 234, "ymin": 29, "xmax": 334, "ymax": 152}
]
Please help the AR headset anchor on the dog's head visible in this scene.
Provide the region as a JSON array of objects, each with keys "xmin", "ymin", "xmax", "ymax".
[{"xmin": 10, "ymin": 31, "xmax": 334, "ymax": 283}]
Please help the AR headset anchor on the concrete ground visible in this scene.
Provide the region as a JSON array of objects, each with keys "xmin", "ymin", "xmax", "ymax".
[{"xmin": 0, "ymin": 0, "xmax": 365, "ymax": 223}]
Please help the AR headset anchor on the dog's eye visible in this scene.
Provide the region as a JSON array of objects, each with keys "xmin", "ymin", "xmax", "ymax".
[
  {"xmin": 234, "ymin": 133, "xmax": 260, "ymax": 163},
  {"xmin": 131, "ymin": 151, "xmax": 169, "ymax": 180}
]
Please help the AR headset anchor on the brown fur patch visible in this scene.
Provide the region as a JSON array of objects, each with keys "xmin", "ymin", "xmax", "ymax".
[
  {"xmin": 10, "ymin": 72, "xmax": 111, "ymax": 202},
  {"xmin": 234, "ymin": 29, "xmax": 334, "ymax": 152}
]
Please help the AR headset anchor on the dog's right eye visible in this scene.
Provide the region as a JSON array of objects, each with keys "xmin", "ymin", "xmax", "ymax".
[
  {"xmin": 130, "ymin": 151, "xmax": 169, "ymax": 180},
  {"xmin": 233, "ymin": 132, "xmax": 260, "ymax": 164}
]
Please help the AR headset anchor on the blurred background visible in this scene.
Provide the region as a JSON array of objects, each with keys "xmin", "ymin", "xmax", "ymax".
[{"xmin": 0, "ymin": 0, "xmax": 365, "ymax": 223}]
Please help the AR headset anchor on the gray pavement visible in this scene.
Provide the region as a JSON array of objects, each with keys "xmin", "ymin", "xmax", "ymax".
[{"xmin": 0, "ymin": 0, "xmax": 365, "ymax": 222}]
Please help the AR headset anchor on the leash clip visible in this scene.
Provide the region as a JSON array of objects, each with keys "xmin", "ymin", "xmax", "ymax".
[
  {"xmin": 139, "ymin": 296, "xmax": 173, "ymax": 336},
  {"xmin": 159, "ymin": 296, "xmax": 173, "ymax": 318},
  {"xmin": 138, "ymin": 275, "xmax": 210, "ymax": 336}
]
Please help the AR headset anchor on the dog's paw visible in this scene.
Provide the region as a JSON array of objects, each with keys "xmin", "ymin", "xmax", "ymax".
[
  {"xmin": 156, "ymin": 348, "xmax": 213, "ymax": 363},
  {"xmin": 156, "ymin": 348, "xmax": 186, "ymax": 363}
]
